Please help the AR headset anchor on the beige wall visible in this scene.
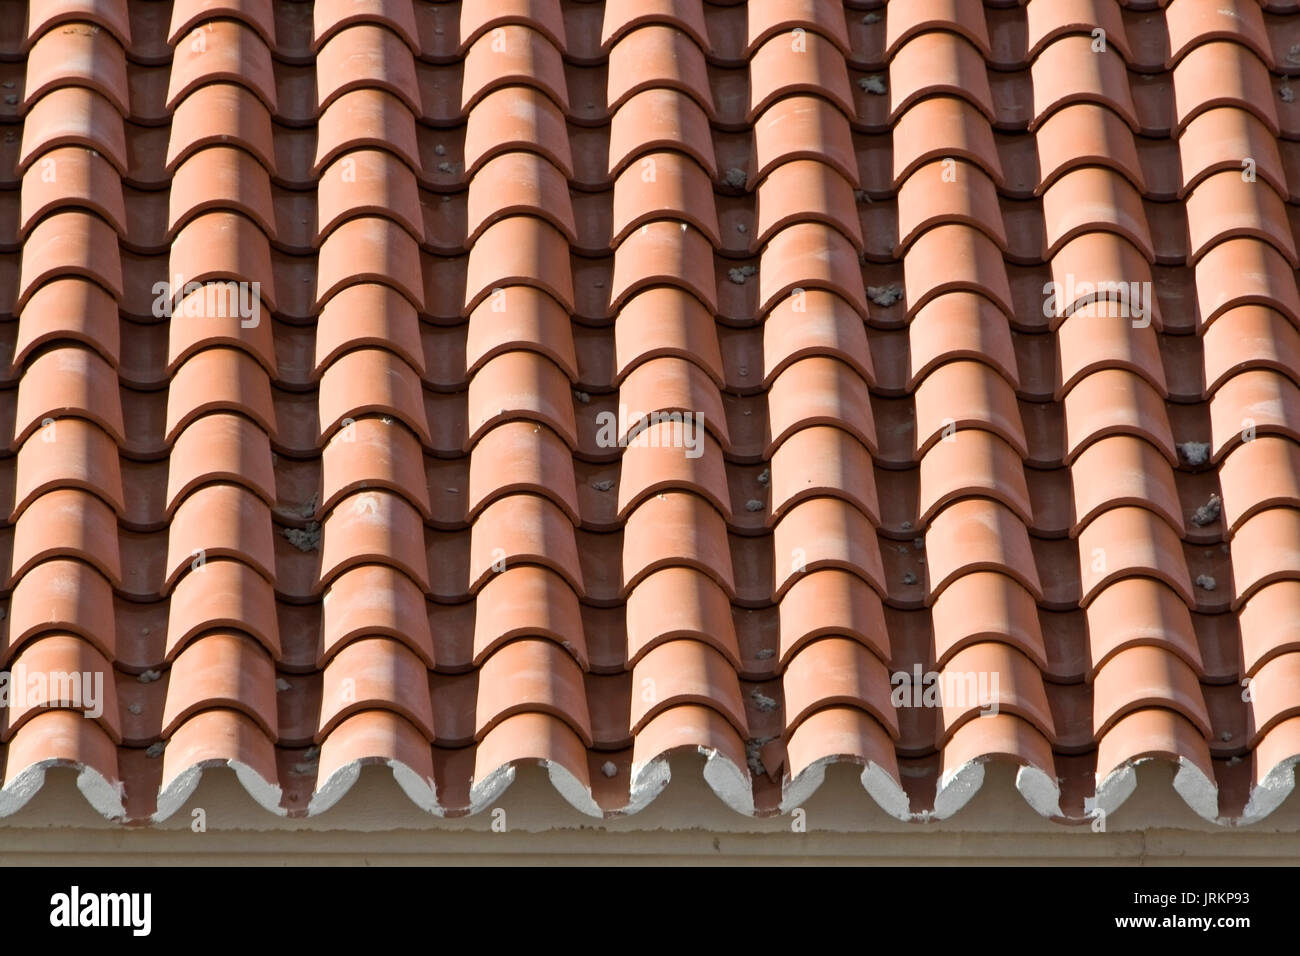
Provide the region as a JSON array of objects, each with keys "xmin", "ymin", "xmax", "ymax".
[{"xmin": 2, "ymin": 757, "xmax": 1298, "ymax": 864}]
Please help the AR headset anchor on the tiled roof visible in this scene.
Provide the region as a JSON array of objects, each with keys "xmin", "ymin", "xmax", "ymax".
[{"xmin": 6, "ymin": 0, "xmax": 1300, "ymax": 826}]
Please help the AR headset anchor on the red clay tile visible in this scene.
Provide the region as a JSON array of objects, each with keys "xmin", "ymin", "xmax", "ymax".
[
  {"xmin": 165, "ymin": 19, "xmax": 277, "ymax": 112},
  {"xmin": 1172, "ymin": 40, "xmax": 1277, "ymax": 134},
  {"xmin": 1030, "ymin": 35, "xmax": 1138, "ymax": 132}
]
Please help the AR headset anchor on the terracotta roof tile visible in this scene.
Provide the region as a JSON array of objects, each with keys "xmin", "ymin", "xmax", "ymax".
[{"xmin": 9, "ymin": 0, "xmax": 1300, "ymax": 828}]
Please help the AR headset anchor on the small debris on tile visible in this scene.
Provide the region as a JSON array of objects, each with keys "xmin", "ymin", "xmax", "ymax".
[
  {"xmin": 291, "ymin": 746, "xmax": 322, "ymax": 776},
  {"xmin": 381, "ymin": 416, "xmax": 394, "ymax": 425},
  {"xmin": 145, "ymin": 742, "xmax": 166, "ymax": 759},
  {"xmin": 1177, "ymin": 440, "xmax": 1211, "ymax": 466},
  {"xmin": 749, "ymin": 688, "xmax": 778, "ymax": 712},
  {"xmin": 853, "ymin": 188, "xmax": 872, "ymax": 204},
  {"xmin": 1195, "ymin": 574, "xmax": 1217, "ymax": 591},
  {"xmin": 738, "ymin": 365, "xmax": 748, "ymax": 377},
  {"xmin": 137, "ymin": 669, "xmax": 162, "ymax": 684},
  {"xmin": 281, "ymin": 523, "xmax": 322, "ymax": 552},
  {"xmin": 600, "ymin": 761, "xmax": 618, "ymax": 778},
  {"xmin": 728, "ymin": 264, "xmax": 757, "ymax": 284},
  {"xmin": 1190, "ymin": 493, "xmax": 1222, "ymax": 527},
  {"xmin": 902, "ymin": 572, "xmax": 918, "ymax": 586},
  {"xmin": 437, "ymin": 161, "xmax": 455, "ymax": 174},
  {"xmin": 1282, "ymin": 85, "xmax": 1296, "ymax": 103},
  {"xmin": 445, "ymin": 486, "xmax": 459, "ymax": 494},
  {"xmin": 276, "ymin": 677, "xmax": 291, "ymax": 691},
  {"xmin": 736, "ymin": 222, "xmax": 748, "ymax": 234},
  {"xmin": 1289, "ymin": 44, "xmax": 1300, "ymax": 65},
  {"xmin": 858, "ymin": 75, "xmax": 888, "ymax": 95},
  {"xmin": 434, "ymin": 143, "xmax": 446, "ymax": 156},
  {"xmin": 745, "ymin": 498, "xmax": 764, "ymax": 512},
  {"xmin": 127, "ymin": 702, "xmax": 142, "ymax": 716},
  {"xmin": 1220, "ymin": 731, "xmax": 1233, "ymax": 742},
  {"xmin": 723, "ymin": 167, "xmax": 747, "ymax": 188},
  {"xmin": 573, "ymin": 389, "xmax": 590, "ymax": 403},
  {"xmin": 755, "ymin": 648, "xmax": 775, "ymax": 660},
  {"xmin": 900, "ymin": 520, "xmax": 912, "ymax": 530},
  {"xmin": 867, "ymin": 283, "xmax": 904, "ymax": 306},
  {"xmin": 862, "ymin": 12, "xmax": 882, "ymax": 23},
  {"xmin": 744, "ymin": 735, "xmax": 777, "ymax": 777},
  {"xmin": 1227, "ymin": 755, "xmax": 1243, "ymax": 766},
  {"xmin": 590, "ymin": 478, "xmax": 615, "ymax": 492},
  {"xmin": 757, "ymin": 468, "xmax": 770, "ymax": 486},
  {"xmin": 913, "ymin": 537, "xmax": 925, "ymax": 550}
]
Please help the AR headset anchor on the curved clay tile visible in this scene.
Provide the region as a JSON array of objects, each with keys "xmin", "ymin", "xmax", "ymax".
[
  {"xmin": 18, "ymin": 209, "xmax": 122, "ymax": 308},
  {"xmin": 168, "ymin": 210, "xmax": 275, "ymax": 311},
  {"xmin": 769, "ymin": 424, "xmax": 879, "ymax": 524},
  {"xmin": 314, "ymin": 88, "xmax": 420, "ymax": 175},
  {"xmin": 316, "ymin": 214, "xmax": 423, "ymax": 309},
  {"xmin": 625, "ymin": 566, "xmax": 738, "ymax": 666},
  {"xmin": 1242, "ymin": 652, "xmax": 1300, "ymax": 745},
  {"xmin": 1209, "ymin": 369, "xmax": 1300, "ymax": 461},
  {"xmin": 466, "ymin": 349, "xmax": 578, "ymax": 449},
  {"xmin": 20, "ymin": 145, "xmax": 127, "ymax": 238},
  {"xmin": 165, "ymin": 346, "xmax": 275, "ymax": 442},
  {"xmin": 160, "ymin": 630, "xmax": 277, "ymax": 737},
  {"xmin": 1024, "ymin": 0, "xmax": 1130, "ymax": 64},
  {"xmin": 20, "ymin": 86, "xmax": 126, "ymax": 176},
  {"xmin": 889, "ymin": 32, "xmax": 995, "ymax": 123},
  {"xmin": 167, "ymin": 82, "xmax": 274, "ymax": 173},
  {"xmin": 14, "ymin": 277, "xmax": 120, "ymax": 368},
  {"xmin": 156, "ymin": 708, "xmax": 280, "ymax": 820},
  {"xmin": 777, "ymin": 567, "xmax": 888, "ymax": 665},
  {"xmin": 461, "ymin": 23, "xmax": 568, "ymax": 113},
  {"xmin": 0, "ymin": 709, "xmax": 122, "ymax": 817},
  {"xmin": 464, "ymin": 85, "xmax": 573, "ymax": 178},
  {"xmin": 938, "ymin": 641, "xmax": 1055, "ymax": 741},
  {"xmin": 5, "ymin": 558, "xmax": 115, "ymax": 662},
  {"xmin": 14, "ymin": 344, "xmax": 125, "ymax": 446},
  {"xmin": 616, "ymin": 424, "xmax": 727, "ymax": 519},
  {"xmin": 1085, "ymin": 576, "xmax": 1202, "ymax": 675},
  {"xmin": 165, "ymin": 19, "xmax": 277, "ymax": 113},
  {"xmin": 755, "ymin": 160, "xmax": 861, "ymax": 253},
  {"xmin": 468, "ymin": 419, "xmax": 579, "ymax": 521},
  {"xmin": 609, "ymin": 220, "xmax": 715, "ymax": 313},
  {"xmin": 1178, "ymin": 106, "xmax": 1285, "ymax": 198},
  {"xmin": 11, "ymin": 488, "xmax": 121, "ymax": 587},
  {"xmin": 316, "ymin": 22, "xmax": 419, "ymax": 115},
  {"xmin": 892, "ymin": 95, "xmax": 1002, "ymax": 188},
  {"xmin": 1228, "ymin": 507, "xmax": 1300, "ymax": 606},
  {"xmin": 745, "ymin": 0, "xmax": 848, "ymax": 55},
  {"xmin": 622, "ymin": 491, "xmax": 733, "ymax": 595},
  {"xmin": 467, "ymin": 492, "xmax": 581, "ymax": 593},
  {"xmin": 1239, "ymin": 581, "xmax": 1300, "ymax": 676},
  {"xmin": 165, "ymin": 283, "xmax": 277, "ymax": 375},
  {"xmin": 903, "ymin": 223, "xmax": 1014, "ymax": 318},
  {"xmin": 1029, "ymin": 35, "xmax": 1138, "ymax": 132},
  {"xmin": 1035, "ymin": 103, "xmax": 1145, "ymax": 195},
  {"xmin": 1166, "ymin": 0, "xmax": 1272, "ymax": 68},
  {"xmin": 25, "ymin": 0, "xmax": 132, "ymax": 49},
  {"xmin": 924, "ymin": 498, "xmax": 1042, "ymax": 601},
  {"xmin": 615, "ymin": 287, "xmax": 725, "ymax": 385},
  {"xmin": 896, "ymin": 159, "xmax": 1004, "ymax": 255},
  {"xmin": 608, "ymin": 24, "xmax": 712, "ymax": 117},
  {"xmin": 885, "ymin": 0, "xmax": 991, "ymax": 59},
  {"xmin": 4, "ymin": 634, "xmax": 119, "ymax": 742},
  {"xmin": 315, "ymin": 283, "xmax": 424, "ymax": 377},
  {"xmin": 312, "ymin": 0, "xmax": 419, "ymax": 52},
  {"xmin": 166, "ymin": 412, "xmax": 274, "ymax": 512},
  {"xmin": 316, "ymin": 148, "xmax": 422, "ymax": 244},
  {"xmin": 612, "ymin": 151, "xmax": 719, "ymax": 248},
  {"xmin": 1056, "ymin": 305, "xmax": 1167, "ymax": 399},
  {"xmin": 1076, "ymin": 504, "xmax": 1194, "ymax": 607},
  {"xmin": 1045, "ymin": 232, "xmax": 1157, "ymax": 329},
  {"xmin": 1093, "ymin": 646, "xmax": 1212, "ymax": 739},
  {"xmin": 783, "ymin": 635, "xmax": 896, "ymax": 738},
  {"xmin": 473, "ymin": 565, "xmax": 585, "ymax": 666},
  {"xmin": 767, "ymin": 355, "xmax": 875, "ymax": 455},
  {"xmin": 758, "ymin": 222, "xmax": 867, "ymax": 318},
  {"xmin": 320, "ymin": 563, "xmax": 434, "ymax": 667},
  {"xmin": 783, "ymin": 706, "xmax": 900, "ymax": 808},
  {"xmin": 168, "ymin": 0, "xmax": 277, "ymax": 47},
  {"xmin": 1185, "ymin": 169, "xmax": 1296, "ymax": 266},
  {"xmin": 629, "ymin": 638, "xmax": 746, "ymax": 737},
  {"xmin": 321, "ymin": 415, "xmax": 429, "ymax": 518},
  {"xmin": 319, "ymin": 636, "xmax": 434, "ymax": 741},
  {"xmin": 1061, "ymin": 367, "xmax": 1176, "ymax": 465},
  {"xmin": 930, "ymin": 570, "xmax": 1046, "ymax": 670},
  {"xmin": 319, "ymin": 488, "xmax": 429, "ymax": 591},
  {"xmin": 1218, "ymin": 436, "xmax": 1300, "ymax": 532},
  {"xmin": 917, "ymin": 427, "xmax": 1032, "ymax": 525},
  {"xmin": 937, "ymin": 713, "xmax": 1058, "ymax": 817},
  {"xmin": 164, "ymin": 482, "xmax": 276, "ymax": 588},
  {"xmin": 1069, "ymin": 434, "xmax": 1184, "ymax": 534},
  {"xmin": 1042, "ymin": 166, "xmax": 1154, "ymax": 261},
  {"xmin": 907, "ymin": 292, "xmax": 1017, "ymax": 390},
  {"xmin": 24, "ymin": 21, "xmax": 130, "ymax": 116},
  {"xmin": 1203, "ymin": 306, "xmax": 1300, "ymax": 397},
  {"xmin": 748, "ymin": 28, "xmax": 851, "ymax": 122},
  {"xmin": 464, "ymin": 284, "xmax": 577, "ymax": 380},
  {"xmin": 617, "ymin": 354, "xmax": 728, "ymax": 447},
  {"xmin": 459, "ymin": 0, "xmax": 566, "ymax": 53},
  {"xmin": 471, "ymin": 712, "xmax": 593, "ymax": 811},
  {"xmin": 467, "ymin": 150, "xmax": 575, "ymax": 247},
  {"xmin": 750, "ymin": 94, "xmax": 857, "ymax": 188},
  {"xmin": 771, "ymin": 496, "xmax": 884, "ymax": 599},
  {"xmin": 463, "ymin": 214, "xmax": 573, "ymax": 313},
  {"xmin": 1248, "ymin": 715, "xmax": 1300, "ymax": 819},
  {"xmin": 600, "ymin": 0, "xmax": 708, "ymax": 51},
  {"xmin": 165, "ymin": 556, "xmax": 279, "ymax": 660},
  {"xmin": 13, "ymin": 417, "xmax": 124, "ymax": 519},
  {"xmin": 1172, "ymin": 40, "xmax": 1277, "ymax": 135},
  {"xmin": 763, "ymin": 288, "xmax": 872, "ymax": 385},
  {"xmin": 1195, "ymin": 237, "xmax": 1300, "ymax": 329},
  {"xmin": 913, "ymin": 358, "xmax": 1027, "ymax": 459},
  {"xmin": 476, "ymin": 637, "xmax": 591, "ymax": 744}
]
